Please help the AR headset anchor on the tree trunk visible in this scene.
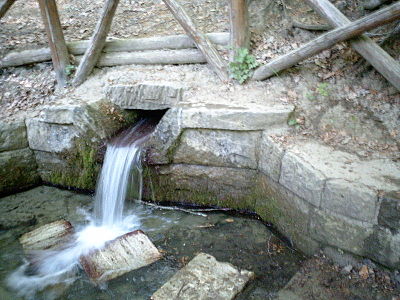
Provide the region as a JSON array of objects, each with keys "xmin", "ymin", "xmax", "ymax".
[
  {"xmin": 0, "ymin": 0, "xmax": 16, "ymax": 19},
  {"xmin": 73, "ymin": 0, "xmax": 119, "ymax": 86},
  {"xmin": 305, "ymin": 0, "xmax": 400, "ymax": 91},
  {"xmin": 252, "ymin": 2, "xmax": 400, "ymax": 85},
  {"xmin": 0, "ymin": 32, "xmax": 229, "ymax": 68},
  {"xmin": 229, "ymin": 0, "xmax": 250, "ymax": 59},
  {"xmin": 37, "ymin": 0, "xmax": 70, "ymax": 88},
  {"xmin": 162, "ymin": 0, "xmax": 229, "ymax": 81}
]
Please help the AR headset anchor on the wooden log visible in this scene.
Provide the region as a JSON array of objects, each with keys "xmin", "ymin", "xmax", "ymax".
[
  {"xmin": 19, "ymin": 220, "xmax": 74, "ymax": 252},
  {"xmin": 305, "ymin": 0, "xmax": 400, "ymax": 91},
  {"xmin": 82, "ymin": 49, "xmax": 206, "ymax": 66},
  {"xmin": 0, "ymin": 0, "xmax": 16, "ymax": 19},
  {"xmin": 252, "ymin": 2, "xmax": 400, "ymax": 83},
  {"xmin": 73, "ymin": 0, "xmax": 119, "ymax": 86},
  {"xmin": 162, "ymin": 0, "xmax": 229, "ymax": 81},
  {"xmin": 292, "ymin": 20, "xmax": 332, "ymax": 31},
  {"xmin": 38, "ymin": 0, "xmax": 70, "ymax": 88},
  {"xmin": 229, "ymin": 0, "xmax": 250, "ymax": 59},
  {"xmin": 80, "ymin": 230, "xmax": 161, "ymax": 284},
  {"xmin": 0, "ymin": 32, "xmax": 229, "ymax": 68}
]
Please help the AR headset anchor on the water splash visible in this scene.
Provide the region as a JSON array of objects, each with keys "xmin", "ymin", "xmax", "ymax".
[{"xmin": 7, "ymin": 119, "xmax": 157, "ymax": 299}]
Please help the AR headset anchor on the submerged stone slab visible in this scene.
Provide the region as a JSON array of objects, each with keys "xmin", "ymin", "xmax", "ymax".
[
  {"xmin": 106, "ymin": 83, "xmax": 184, "ymax": 110},
  {"xmin": 174, "ymin": 129, "xmax": 260, "ymax": 169},
  {"xmin": 0, "ymin": 120, "xmax": 28, "ymax": 152},
  {"xmin": 151, "ymin": 253, "xmax": 254, "ymax": 300},
  {"xmin": 20, "ymin": 220, "xmax": 74, "ymax": 252},
  {"xmin": 80, "ymin": 230, "xmax": 161, "ymax": 284}
]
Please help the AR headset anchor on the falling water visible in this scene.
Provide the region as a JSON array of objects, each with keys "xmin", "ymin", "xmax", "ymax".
[
  {"xmin": 7, "ymin": 118, "xmax": 157, "ymax": 299},
  {"xmin": 94, "ymin": 119, "xmax": 154, "ymax": 226}
]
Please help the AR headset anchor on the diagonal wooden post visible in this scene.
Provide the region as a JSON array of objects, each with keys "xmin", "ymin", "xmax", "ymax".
[
  {"xmin": 0, "ymin": 0, "xmax": 16, "ymax": 19},
  {"xmin": 305, "ymin": 0, "xmax": 400, "ymax": 91},
  {"xmin": 252, "ymin": 2, "xmax": 400, "ymax": 82},
  {"xmin": 73, "ymin": 0, "xmax": 120, "ymax": 86},
  {"xmin": 229, "ymin": 0, "xmax": 250, "ymax": 60},
  {"xmin": 38, "ymin": 0, "xmax": 70, "ymax": 88},
  {"xmin": 162, "ymin": 0, "xmax": 229, "ymax": 81}
]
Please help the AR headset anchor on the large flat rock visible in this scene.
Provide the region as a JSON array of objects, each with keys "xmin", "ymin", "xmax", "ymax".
[
  {"xmin": 174, "ymin": 129, "xmax": 260, "ymax": 169},
  {"xmin": 151, "ymin": 253, "xmax": 254, "ymax": 300},
  {"xmin": 106, "ymin": 83, "xmax": 184, "ymax": 110}
]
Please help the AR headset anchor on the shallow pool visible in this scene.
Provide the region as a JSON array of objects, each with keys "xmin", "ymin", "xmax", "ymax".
[{"xmin": 0, "ymin": 186, "xmax": 305, "ymax": 300}]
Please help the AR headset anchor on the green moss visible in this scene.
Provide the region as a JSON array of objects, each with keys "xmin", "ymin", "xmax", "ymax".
[
  {"xmin": 48, "ymin": 142, "xmax": 100, "ymax": 190},
  {"xmin": 44, "ymin": 101, "xmax": 139, "ymax": 190},
  {"xmin": 142, "ymin": 166, "xmax": 257, "ymax": 211}
]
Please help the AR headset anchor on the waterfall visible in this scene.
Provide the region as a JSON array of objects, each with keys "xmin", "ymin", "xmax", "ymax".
[
  {"xmin": 94, "ymin": 119, "xmax": 151, "ymax": 226},
  {"xmin": 7, "ymin": 118, "xmax": 158, "ymax": 298}
]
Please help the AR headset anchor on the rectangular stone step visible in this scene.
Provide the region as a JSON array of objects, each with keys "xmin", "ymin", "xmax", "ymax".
[
  {"xmin": 80, "ymin": 230, "xmax": 162, "ymax": 284},
  {"xmin": 151, "ymin": 253, "xmax": 254, "ymax": 300}
]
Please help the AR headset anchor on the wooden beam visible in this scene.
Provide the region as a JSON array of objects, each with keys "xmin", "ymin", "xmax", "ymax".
[
  {"xmin": 162, "ymin": 0, "xmax": 229, "ymax": 81},
  {"xmin": 229, "ymin": 0, "xmax": 250, "ymax": 59},
  {"xmin": 38, "ymin": 0, "xmax": 70, "ymax": 88},
  {"xmin": 73, "ymin": 0, "xmax": 119, "ymax": 86},
  {"xmin": 0, "ymin": 33, "xmax": 230, "ymax": 68},
  {"xmin": 0, "ymin": 0, "xmax": 16, "ymax": 19},
  {"xmin": 305, "ymin": 0, "xmax": 400, "ymax": 91},
  {"xmin": 252, "ymin": 2, "xmax": 400, "ymax": 82},
  {"xmin": 80, "ymin": 49, "xmax": 207, "ymax": 67}
]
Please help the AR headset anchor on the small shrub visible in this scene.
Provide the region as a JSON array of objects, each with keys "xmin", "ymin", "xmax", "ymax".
[{"xmin": 229, "ymin": 48, "xmax": 259, "ymax": 84}]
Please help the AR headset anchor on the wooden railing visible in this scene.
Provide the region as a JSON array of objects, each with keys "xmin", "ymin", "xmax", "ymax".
[{"xmin": 1, "ymin": 0, "xmax": 399, "ymax": 91}]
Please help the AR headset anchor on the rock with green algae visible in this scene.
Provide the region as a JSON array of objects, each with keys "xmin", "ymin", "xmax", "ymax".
[{"xmin": 26, "ymin": 101, "xmax": 137, "ymax": 190}]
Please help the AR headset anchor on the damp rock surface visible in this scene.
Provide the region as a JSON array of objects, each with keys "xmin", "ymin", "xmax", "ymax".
[{"xmin": 151, "ymin": 253, "xmax": 254, "ymax": 300}]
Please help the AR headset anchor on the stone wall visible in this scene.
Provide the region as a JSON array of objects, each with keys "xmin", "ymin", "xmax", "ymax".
[
  {"xmin": 142, "ymin": 102, "xmax": 400, "ymax": 269},
  {"xmin": 2, "ymin": 82, "xmax": 399, "ymax": 270},
  {"xmin": 26, "ymin": 101, "xmax": 137, "ymax": 190},
  {"xmin": 0, "ymin": 121, "xmax": 40, "ymax": 195}
]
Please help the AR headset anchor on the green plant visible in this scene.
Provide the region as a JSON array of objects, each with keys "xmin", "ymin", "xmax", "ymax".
[
  {"xmin": 65, "ymin": 65, "xmax": 76, "ymax": 76},
  {"xmin": 316, "ymin": 82, "xmax": 330, "ymax": 97},
  {"xmin": 229, "ymin": 48, "xmax": 259, "ymax": 84}
]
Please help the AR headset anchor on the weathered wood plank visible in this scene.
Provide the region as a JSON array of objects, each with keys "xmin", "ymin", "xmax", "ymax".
[
  {"xmin": 73, "ymin": 0, "xmax": 119, "ymax": 86},
  {"xmin": 162, "ymin": 0, "xmax": 229, "ymax": 81},
  {"xmin": 252, "ymin": 2, "xmax": 400, "ymax": 86},
  {"xmin": 305, "ymin": 0, "xmax": 400, "ymax": 91},
  {"xmin": 76, "ymin": 49, "xmax": 206, "ymax": 66},
  {"xmin": 0, "ymin": 32, "xmax": 229, "ymax": 68},
  {"xmin": 229, "ymin": 0, "xmax": 250, "ymax": 59},
  {"xmin": 0, "ymin": 0, "xmax": 16, "ymax": 19},
  {"xmin": 20, "ymin": 220, "xmax": 74, "ymax": 252},
  {"xmin": 80, "ymin": 230, "xmax": 161, "ymax": 284},
  {"xmin": 37, "ymin": 0, "xmax": 70, "ymax": 88}
]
